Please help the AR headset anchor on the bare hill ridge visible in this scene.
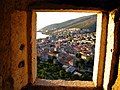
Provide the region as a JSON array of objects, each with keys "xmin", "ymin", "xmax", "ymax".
[{"xmin": 38, "ymin": 14, "xmax": 97, "ymax": 34}]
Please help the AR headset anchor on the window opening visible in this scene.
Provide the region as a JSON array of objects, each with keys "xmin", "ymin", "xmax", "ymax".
[{"xmin": 36, "ymin": 12, "xmax": 97, "ymax": 81}]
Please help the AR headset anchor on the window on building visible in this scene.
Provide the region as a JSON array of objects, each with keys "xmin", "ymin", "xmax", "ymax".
[{"xmin": 36, "ymin": 11, "xmax": 97, "ymax": 81}]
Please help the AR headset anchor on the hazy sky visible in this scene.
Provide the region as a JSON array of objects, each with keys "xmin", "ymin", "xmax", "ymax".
[{"xmin": 36, "ymin": 12, "xmax": 96, "ymax": 31}]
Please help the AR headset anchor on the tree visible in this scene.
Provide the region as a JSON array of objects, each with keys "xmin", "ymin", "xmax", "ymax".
[{"xmin": 76, "ymin": 52, "xmax": 82, "ymax": 58}]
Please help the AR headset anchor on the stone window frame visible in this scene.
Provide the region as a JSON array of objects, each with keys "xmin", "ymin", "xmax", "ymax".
[{"xmin": 27, "ymin": 9, "xmax": 109, "ymax": 89}]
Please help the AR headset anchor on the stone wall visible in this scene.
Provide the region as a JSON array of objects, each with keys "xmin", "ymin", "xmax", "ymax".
[
  {"xmin": 0, "ymin": 1, "xmax": 31, "ymax": 90},
  {"xmin": 0, "ymin": 0, "xmax": 120, "ymax": 90},
  {"xmin": 11, "ymin": 11, "xmax": 28, "ymax": 90}
]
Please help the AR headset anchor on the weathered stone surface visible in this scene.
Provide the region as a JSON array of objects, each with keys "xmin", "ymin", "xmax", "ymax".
[{"xmin": 0, "ymin": 0, "xmax": 120, "ymax": 90}]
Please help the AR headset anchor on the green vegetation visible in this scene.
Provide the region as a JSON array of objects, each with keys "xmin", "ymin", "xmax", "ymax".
[
  {"xmin": 37, "ymin": 58, "xmax": 93, "ymax": 81},
  {"xmin": 86, "ymin": 56, "xmax": 93, "ymax": 61},
  {"xmin": 37, "ymin": 61, "xmax": 72, "ymax": 80}
]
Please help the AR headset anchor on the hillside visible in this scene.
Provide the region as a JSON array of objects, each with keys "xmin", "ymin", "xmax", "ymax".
[{"xmin": 38, "ymin": 14, "xmax": 97, "ymax": 34}]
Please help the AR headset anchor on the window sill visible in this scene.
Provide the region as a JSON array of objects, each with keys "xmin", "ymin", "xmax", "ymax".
[{"xmin": 33, "ymin": 78, "xmax": 96, "ymax": 89}]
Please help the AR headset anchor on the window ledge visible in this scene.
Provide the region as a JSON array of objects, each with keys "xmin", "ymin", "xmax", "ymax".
[{"xmin": 33, "ymin": 78, "xmax": 95, "ymax": 88}]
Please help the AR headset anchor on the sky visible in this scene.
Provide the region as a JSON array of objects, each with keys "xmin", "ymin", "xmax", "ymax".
[{"xmin": 36, "ymin": 12, "xmax": 96, "ymax": 31}]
